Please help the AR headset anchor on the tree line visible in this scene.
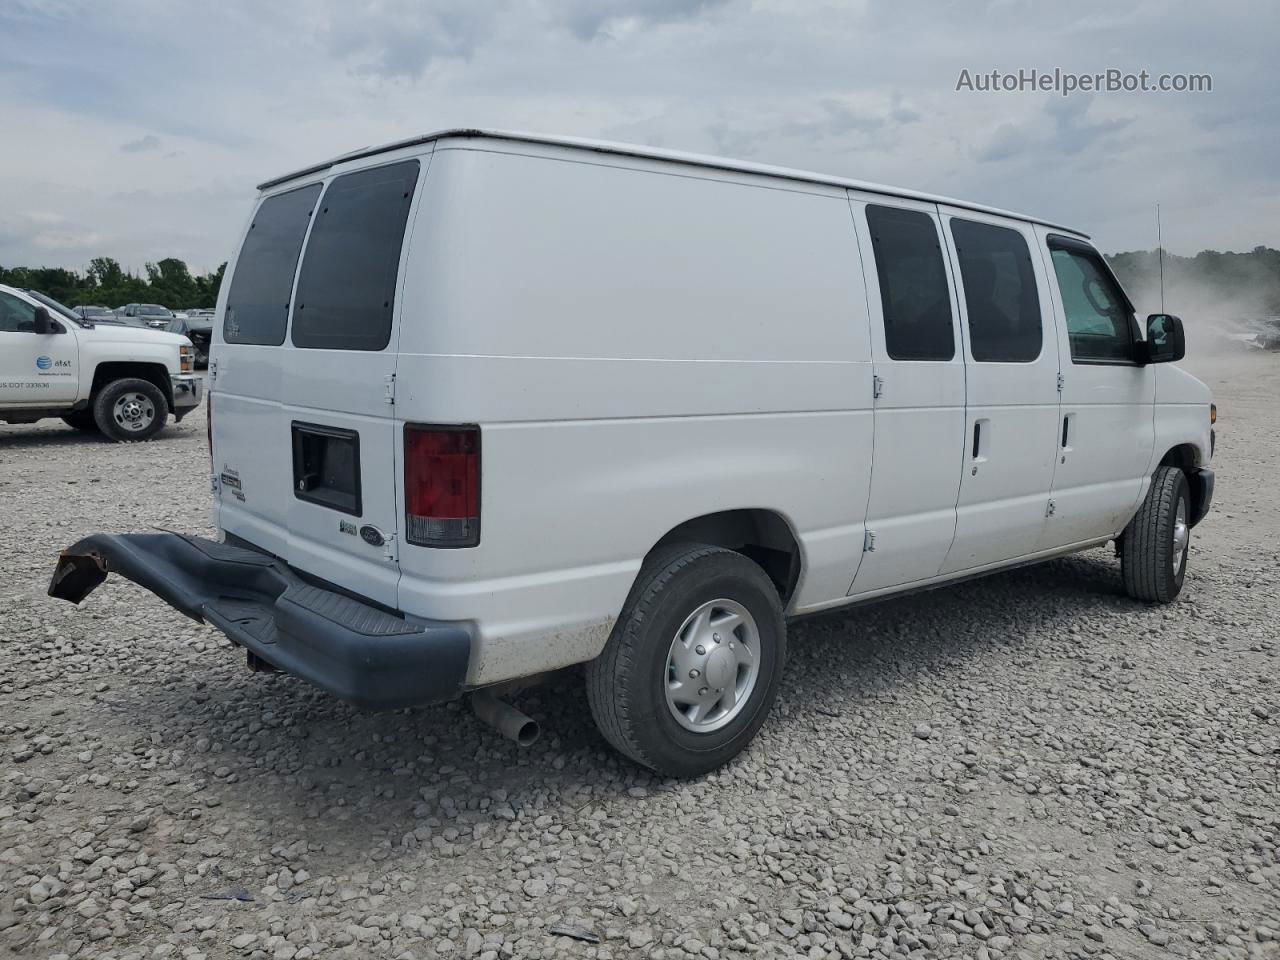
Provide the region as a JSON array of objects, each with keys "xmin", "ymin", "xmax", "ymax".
[{"xmin": 0, "ymin": 257, "xmax": 226, "ymax": 311}]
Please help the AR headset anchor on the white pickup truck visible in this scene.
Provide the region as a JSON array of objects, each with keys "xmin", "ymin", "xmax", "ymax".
[{"xmin": 0, "ymin": 284, "xmax": 202, "ymax": 441}]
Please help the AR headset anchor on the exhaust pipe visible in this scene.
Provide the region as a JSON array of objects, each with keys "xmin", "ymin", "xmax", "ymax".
[{"xmin": 471, "ymin": 690, "xmax": 540, "ymax": 746}]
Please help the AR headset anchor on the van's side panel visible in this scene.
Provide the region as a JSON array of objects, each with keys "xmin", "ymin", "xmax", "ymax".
[{"xmin": 394, "ymin": 144, "xmax": 875, "ymax": 684}]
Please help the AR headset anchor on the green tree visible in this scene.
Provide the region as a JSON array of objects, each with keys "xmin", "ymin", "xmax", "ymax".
[{"xmin": 87, "ymin": 257, "xmax": 125, "ymax": 289}]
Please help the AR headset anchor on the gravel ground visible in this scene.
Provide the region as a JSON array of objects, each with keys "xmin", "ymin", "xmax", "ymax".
[{"xmin": 2, "ymin": 354, "xmax": 1278, "ymax": 960}]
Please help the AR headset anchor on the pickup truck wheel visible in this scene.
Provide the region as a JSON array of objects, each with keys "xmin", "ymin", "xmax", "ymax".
[
  {"xmin": 1121, "ymin": 466, "xmax": 1190, "ymax": 603},
  {"xmin": 61, "ymin": 411, "xmax": 100, "ymax": 433},
  {"xmin": 586, "ymin": 543, "xmax": 786, "ymax": 778},
  {"xmin": 93, "ymin": 378, "xmax": 168, "ymax": 443}
]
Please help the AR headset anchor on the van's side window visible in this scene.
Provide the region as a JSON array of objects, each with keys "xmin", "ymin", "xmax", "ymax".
[
  {"xmin": 950, "ymin": 219, "xmax": 1041, "ymax": 363},
  {"xmin": 292, "ymin": 160, "xmax": 419, "ymax": 352},
  {"xmin": 1048, "ymin": 242, "xmax": 1136, "ymax": 363},
  {"xmin": 224, "ymin": 183, "xmax": 322, "ymax": 346},
  {"xmin": 865, "ymin": 205, "xmax": 955, "ymax": 361}
]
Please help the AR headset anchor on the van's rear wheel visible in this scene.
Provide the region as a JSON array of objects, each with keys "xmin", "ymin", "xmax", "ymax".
[
  {"xmin": 1121, "ymin": 466, "xmax": 1190, "ymax": 603},
  {"xmin": 586, "ymin": 544, "xmax": 786, "ymax": 778},
  {"xmin": 93, "ymin": 378, "xmax": 168, "ymax": 443}
]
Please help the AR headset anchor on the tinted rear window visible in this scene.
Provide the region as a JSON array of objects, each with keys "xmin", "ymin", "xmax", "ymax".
[
  {"xmin": 950, "ymin": 219, "xmax": 1042, "ymax": 363},
  {"xmin": 865, "ymin": 205, "xmax": 955, "ymax": 361},
  {"xmin": 291, "ymin": 160, "xmax": 419, "ymax": 351},
  {"xmin": 224, "ymin": 183, "xmax": 322, "ymax": 345}
]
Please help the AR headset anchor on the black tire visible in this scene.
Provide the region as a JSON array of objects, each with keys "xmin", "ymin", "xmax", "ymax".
[
  {"xmin": 61, "ymin": 411, "xmax": 100, "ymax": 433},
  {"xmin": 92, "ymin": 378, "xmax": 168, "ymax": 443},
  {"xmin": 1121, "ymin": 466, "xmax": 1190, "ymax": 603},
  {"xmin": 587, "ymin": 543, "xmax": 787, "ymax": 778}
]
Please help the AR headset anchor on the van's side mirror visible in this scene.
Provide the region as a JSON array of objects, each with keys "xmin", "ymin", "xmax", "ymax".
[
  {"xmin": 1141, "ymin": 313, "xmax": 1185, "ymax": 364},
  {"xmin": 33, "ymin": 306, "xmax": 54, "ymax": 335}
]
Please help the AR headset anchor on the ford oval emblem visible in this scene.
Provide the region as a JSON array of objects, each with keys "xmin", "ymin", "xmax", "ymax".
[{"xmin": 359, "ymin": 525, "xmax": 385, "ymax": 547}]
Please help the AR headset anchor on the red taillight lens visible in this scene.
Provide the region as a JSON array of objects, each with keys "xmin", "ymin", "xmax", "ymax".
[{"xmin": 404, "ymin": 424, "xmax": 480, "ymax": 548}]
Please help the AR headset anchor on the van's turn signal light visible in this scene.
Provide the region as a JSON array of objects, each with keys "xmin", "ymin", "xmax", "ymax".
[{"xmin": 1210, "ymin": 403, "xmax": 1217, "ymax": 424}]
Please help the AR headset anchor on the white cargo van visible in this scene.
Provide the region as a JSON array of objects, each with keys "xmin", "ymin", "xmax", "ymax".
[{"xmin": 51, "ymin": 130, "xmax": 1215, "ymax": 776}]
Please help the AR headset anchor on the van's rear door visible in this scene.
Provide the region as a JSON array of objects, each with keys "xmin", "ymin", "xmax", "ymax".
[{"xmin": 214, "ymin": 156, "xmax": 424, "ymax": 609}]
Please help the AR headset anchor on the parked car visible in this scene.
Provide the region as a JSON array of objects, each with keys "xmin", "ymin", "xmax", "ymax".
[
  {"xmin": 49, "ymin": 130, "xmax": 1215, "ymax": 777},
  {"xmin": 1, "ymin": 285, "xmax": 201, "ymax": 440},
  {"xmin": 116, "ymin": 303, "xmax": 175, "ymax": 328},
  {"xmin": 73, "ymin": 305, "xmax": 113, "ymax": 321},
  {"xmin": 166, "ymin": 313, "xmax": 212, "ymax": 367}
]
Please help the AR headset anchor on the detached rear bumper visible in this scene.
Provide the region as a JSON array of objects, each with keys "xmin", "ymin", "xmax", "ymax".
[{"xmin": 48, "ymin": 533, "xmax": 471, "ymax": 710}]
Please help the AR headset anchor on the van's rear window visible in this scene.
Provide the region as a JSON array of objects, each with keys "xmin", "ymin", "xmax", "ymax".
[
  {"xmin": 291, "ymin": 160, "xmax": 419, "ymax": 351},
  {"xmin": 224, "ymin": 183, "xmax": 322, "ymax": 346}
]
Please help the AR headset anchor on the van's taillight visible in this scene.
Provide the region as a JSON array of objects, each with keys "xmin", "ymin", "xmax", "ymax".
[{"xmin": 404, "ymin": 425, "xmax": 480, "ymax": 548}]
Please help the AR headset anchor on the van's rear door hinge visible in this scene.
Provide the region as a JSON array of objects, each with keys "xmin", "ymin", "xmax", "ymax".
[
  {"xmin": 1046, "ymin": 499, "xmax": 1057, "ymax": 517},
  {"xmin": 382, "ymin": 532, "xmax": 398, "ymax": 563},
  {"xmin": 1056, "ymin": 372, "xmax": 1065, "ymax": 393},
  {"xmin": 873, "ymin": 375, "xmax": 885, "ymax": 400},
  {"xmin": 383, "ymin": 373, "xmax": 396, "ymax": 405},
  {"xmin": 863, "ymin": 530, "xmax": 877, "ymax": 552}
]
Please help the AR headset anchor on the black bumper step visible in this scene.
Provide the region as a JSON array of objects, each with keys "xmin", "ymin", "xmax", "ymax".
[{"xmin": 49, "ymin": 532, "xmax": 471, "ymax": 710}]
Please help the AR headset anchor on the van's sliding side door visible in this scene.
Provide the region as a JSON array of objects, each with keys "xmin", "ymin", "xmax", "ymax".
[
  {"xmin": 936, "ymin": 206, "xmax": 1062, "ymax": 573},
  {"xmin": 846, "ymin": 193, "xmax": 966, "ymax": 597}
]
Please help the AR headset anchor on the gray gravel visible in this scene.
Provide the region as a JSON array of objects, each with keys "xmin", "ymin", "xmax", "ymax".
[{"xmin": 2, "ymin": 354, "xmax": 1278, "ymax": 960}]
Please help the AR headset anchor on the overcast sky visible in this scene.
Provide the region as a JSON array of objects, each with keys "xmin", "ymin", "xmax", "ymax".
[{"xmin": 1, "ymin": 0, "xmax": 1275, "ymax": 274}]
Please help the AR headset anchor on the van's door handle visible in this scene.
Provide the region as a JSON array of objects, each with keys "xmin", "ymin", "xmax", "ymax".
[
  {"xmin": 972, "ymin": 421, "xmax": 982, "ymax": 459},
  {"xmin": 1061, "ymin": 416, "xmax": 1070, "ymax": 448}
]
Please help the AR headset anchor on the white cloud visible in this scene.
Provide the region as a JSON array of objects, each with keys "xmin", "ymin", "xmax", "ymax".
[{"xmin": 121, "ymin": 134, "xmax": 162, "ymax": 153}]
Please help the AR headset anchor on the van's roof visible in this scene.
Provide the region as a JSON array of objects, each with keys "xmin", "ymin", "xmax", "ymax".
[{"xmin": 258, "ymin": 128, "xmax": 1086, "ymax": 237}]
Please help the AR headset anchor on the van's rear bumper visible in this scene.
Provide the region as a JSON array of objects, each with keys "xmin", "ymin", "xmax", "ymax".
[{"xmin": 48, "ymin": 532, "xmax": 470, "ymax": 711}]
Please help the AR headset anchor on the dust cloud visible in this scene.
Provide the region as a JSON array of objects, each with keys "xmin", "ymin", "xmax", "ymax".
[{"xmin": 1107, "ymin": 248, "xmax": 1280, "ymax": 355}]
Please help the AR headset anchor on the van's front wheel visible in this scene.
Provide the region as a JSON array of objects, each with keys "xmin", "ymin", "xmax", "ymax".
[
  {"xmin": 587, "ymin": 544, "xmax": 786, "ymax": 778},
  {"xmin": 1121, "ymin": 466, "xmax": 1190, "ymax": 603}
]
